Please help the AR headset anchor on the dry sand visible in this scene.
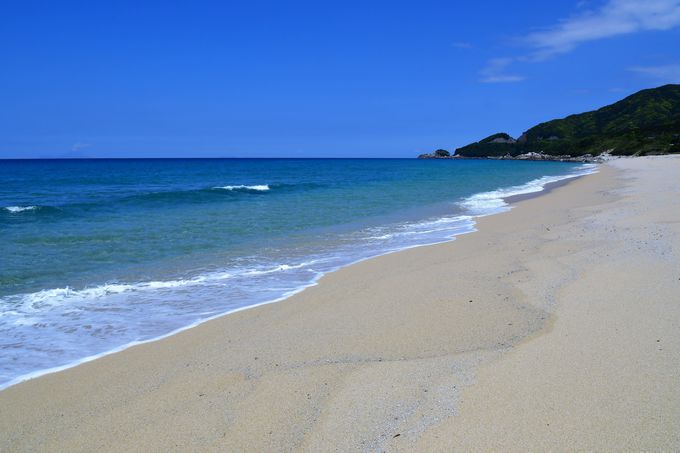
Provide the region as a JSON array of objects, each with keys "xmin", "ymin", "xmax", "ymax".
[{"xmin": 1, "ymin": 157, "xmax": 679, "ymax": 451}]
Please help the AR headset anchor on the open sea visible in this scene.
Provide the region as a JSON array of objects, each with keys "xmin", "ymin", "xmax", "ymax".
[{"xmin": 0, "ymin": 158, "xmax": 595, "ymax": 388}]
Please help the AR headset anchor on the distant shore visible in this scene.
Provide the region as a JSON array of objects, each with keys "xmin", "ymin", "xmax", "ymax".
[
  {"xmin": 1, "ymin": 157, "xmax": 679, "ymax": 450},
  {"xmin": 417, "ymin": 149, "xmax": 616, "ymax": 163}
]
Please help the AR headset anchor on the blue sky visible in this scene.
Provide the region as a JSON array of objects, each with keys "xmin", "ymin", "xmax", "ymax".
[{"xmin": 1, "ymin": 0, "xmax": 679, "ymax": 158}]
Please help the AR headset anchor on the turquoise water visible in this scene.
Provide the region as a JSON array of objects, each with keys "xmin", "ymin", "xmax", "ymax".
[{"xmin": 0, "ymin": 158, "xmax": 594, "ymax": 387}]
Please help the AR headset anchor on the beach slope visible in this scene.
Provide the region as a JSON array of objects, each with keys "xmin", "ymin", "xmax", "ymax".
[{"xmin": 1, "ymin": 157, "xmax": 679, "ymax": 451}]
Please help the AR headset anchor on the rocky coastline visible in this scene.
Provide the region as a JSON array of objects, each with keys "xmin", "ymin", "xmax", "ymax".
[{"xmin": 417, "ymin": 149, "xmax": 614, "ymax": 163}]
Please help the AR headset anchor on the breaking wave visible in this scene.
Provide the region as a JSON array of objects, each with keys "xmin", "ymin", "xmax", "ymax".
[
  {"xmin": 459, "ymin": 164, "xmax": 598, "ymax": 216},
  {"xmin": 3, "ymin": 206, "xmax": 38, "ymax": 213},
  {"xmin": 213, "ymin": 184, "xmax": 270, "ymax": 191}
]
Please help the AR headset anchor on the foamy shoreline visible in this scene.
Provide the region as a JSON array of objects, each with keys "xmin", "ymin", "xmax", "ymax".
[{"xmin": 2, "ymin": 157, "xmax": 678, "ymax": 451}]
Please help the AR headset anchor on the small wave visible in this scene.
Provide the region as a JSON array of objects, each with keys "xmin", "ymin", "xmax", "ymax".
[
  {"xmin": 241, "ymin": 260, "xmax": 319, "ymax": 276},
  {"xmin": 117, "ymin": 184, "xmax": 272, "ymax": 206},
  {"xmin": 116, "ymin": 182, "xmax": 323, "ymax": 206},
  {"xmin": 1, "ymin": 259, "xmax": 322, "ymax": 313},
  {"xmin": 459, "ymin": 164, "xmax": 598, "ymax": 216},
  {"xmin": 3, "ymin": 206, "xmax": 38, "ymax": 213},
  {"xmin": 365, "ymin": 215, "xmax": 475, "ymax": 241},
  {"xmin": 213, "ymin": 184, "xmax": 270, "ymax": 192},
  {"xmin": 1, "ymin": 273, "xmax": 233, "ymax": 313}
]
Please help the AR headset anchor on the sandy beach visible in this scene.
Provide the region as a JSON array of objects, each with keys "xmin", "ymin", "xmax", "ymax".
[{"xmin": 1, "ymin": 156, "xmax": 679, "ymax": 451}]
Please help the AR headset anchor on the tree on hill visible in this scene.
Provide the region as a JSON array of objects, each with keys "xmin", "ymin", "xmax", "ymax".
[{"xmin": 455, "ymin": 84, "xmax": 680, "ymax": 157}]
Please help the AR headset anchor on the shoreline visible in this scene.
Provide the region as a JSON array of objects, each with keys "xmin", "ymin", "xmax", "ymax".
[
  {"xmin": 503, "ymin": 173, "xmax": 580, "ymax": 203},
  {"xmin": 0, "ymin": 163, "xmax": 595, "ymax": 392},
  {"xmin": 2, "ymin": 157, "xmax": 678, "ymax": 450}
]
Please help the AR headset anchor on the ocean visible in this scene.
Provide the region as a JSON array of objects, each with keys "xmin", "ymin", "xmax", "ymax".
[{"xmin": 0, "ymin": 158, "xmax": 595, "ymax": 388}]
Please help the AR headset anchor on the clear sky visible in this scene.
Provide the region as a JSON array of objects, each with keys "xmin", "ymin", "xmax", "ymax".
[{"xmin": 1, "ymin": 0, "xmax": 679, "ymax": 158}]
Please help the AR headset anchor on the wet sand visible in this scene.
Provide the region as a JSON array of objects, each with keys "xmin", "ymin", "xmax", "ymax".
[{"xmin": 1, "ymin": 157, "xmax": 679, "ymax": 451}]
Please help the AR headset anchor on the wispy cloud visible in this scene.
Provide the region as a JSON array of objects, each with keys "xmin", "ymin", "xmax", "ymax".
[
  {"xmin": 524, "ymin": 0, "xmax": 680, "ymax": 60},
  {"xmin": 479, "ymin": 58, "xmax": 525, "ymax": 83},
  {"xmin": 451, "ymin": 41, "xmax": 472, "ymax": 49},
  {"xmin": 628, "ymin": 63, "xmax": 680, "ymax": 82},
  {"xmin": 479, "ymin": 0, "xmax": 680, "ymax": 83},
  {"xmin": 71, "ymin": 142, "xmax": 91, "ymax": 152}
]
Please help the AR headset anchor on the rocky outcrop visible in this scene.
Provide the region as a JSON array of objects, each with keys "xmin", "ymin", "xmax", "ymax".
[
  {"xmin": 489, "ymin": 136, "xmax": 516, "ymax": 144},
  {"xmin": 417, "ymin": 149, "xmax": 453, "ymax": 159},
  {"xmin": 489, "ymin": 151, "xmax": 614, "ymax": 163},
  {"xmin": 416, "ymin": 147, "xmax": 616, "ymax": 163}
]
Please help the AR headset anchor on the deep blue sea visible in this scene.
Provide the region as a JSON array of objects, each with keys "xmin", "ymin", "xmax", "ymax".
[{"xmin": 0, "ymin": 158, "xmax": 595, "ymax": 388}]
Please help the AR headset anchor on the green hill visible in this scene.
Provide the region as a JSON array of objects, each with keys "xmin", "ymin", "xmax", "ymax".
[{"xmin": 455, "ymin": 84, "xmax": 680, "ymax": 157}]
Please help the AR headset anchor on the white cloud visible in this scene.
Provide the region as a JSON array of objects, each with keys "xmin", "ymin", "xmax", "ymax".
[
  {"xmin": 628, "ymin": 63, "xmax": 680, "ymax": 82},
  {"xmin": 451, "ymin": 41, "xmax": 472, "ymax": 49},
  {"xmin": 479, "ymin": 0, "xmax": 680, "ymax": 83},
  {"xmin": 479, "ymin": 57, "xmax": 525, "ymax": 83},
  {"xmin": 525, "ymin": 0, "xmax": 680, "ymax": 60}
]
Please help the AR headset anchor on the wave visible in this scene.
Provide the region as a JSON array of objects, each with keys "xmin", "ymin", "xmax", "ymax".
[
  {"xmin": 213, "ymin": 184, "xmax": 270, "ymax": 192},
  {"xmin": 365, "ymin": 215, "xmax": 475, "ymax": 241},
  {"xmin": 3, "ymin": 206, "xmax": 38, "ymax": 213},
  {"xmin": 1, "ymin": 274, "xmax": 232, "ymax": 313},
  {"xmin": 0, "ymin": 260, "xmax": 324, "ymax": 313},
  {"xmin": 118, "ymin": 183, "xmax": 290, "ymax": 205},
  {"xmin": 459, "ymin": 164, "xmax": 598, "ymax": 216},
  {"xmin": 10, "ymin": 280, "xmax": 203, "ymax": 309},
  {"xmin": 5, "ymin": 183, "xmax": 317, "ymax": 215},
  {"xmin": 1, "ymin": 205, "xmax": 64, "ymax": 218},
  {"xmin": 241, "ymin": 260, "xmax": 320, "ymax": 276},
  {"xmin": 117, "ymin": 186, "xmax": 271, "ymax": 206}
]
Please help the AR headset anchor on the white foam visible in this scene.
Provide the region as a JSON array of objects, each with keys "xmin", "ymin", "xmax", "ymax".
[
  {"xmin": 1, "ymin": 259, "xmax": 331, "ymax": 315},
  {"xmin": 4, "ymin": 206, "xmax": 37, "ymax": 213},
  {"xmin": 366, "ymin": 215, "xmax": 475, "ymax": 240},
  {"xmin": 214, "ymin": 184, "xmax": 270, "ymax": 191},
  {"xmin": 1, "ymin": 273, "xmax": 232, "ymax": 313},
  {"xmin": 0, "ymin": 276, "xmax": 322, "ymax": 392},
  {"xmin": 240, "ymin": 260, "xmax": 321, "ymax": 276},
  {"xmin": 460, "ymin": 164, "xmax": 598, "ymax": 216}
]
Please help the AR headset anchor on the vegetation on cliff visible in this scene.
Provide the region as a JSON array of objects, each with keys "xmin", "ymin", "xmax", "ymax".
[{"xmin": 455, "ymin": 84, "xmax": 680, "ymax": 157}]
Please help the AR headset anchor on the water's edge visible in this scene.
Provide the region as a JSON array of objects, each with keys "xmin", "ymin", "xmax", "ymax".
[{"xmin": 0, "ymin": 165, "xmax": 598, "ymax": 392}]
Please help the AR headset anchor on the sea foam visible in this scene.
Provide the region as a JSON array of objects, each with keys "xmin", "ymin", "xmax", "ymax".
[
  {"xmin": 459, "ymin": 164, "xmax": 598, "ymax": 216},
  {"xmin": 3, "ymin": 206, "xmax": 37, "ymax": 213},
  {"xmin": 213, "ymin": 184, "xmax": 270, "ymax": 191}
]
